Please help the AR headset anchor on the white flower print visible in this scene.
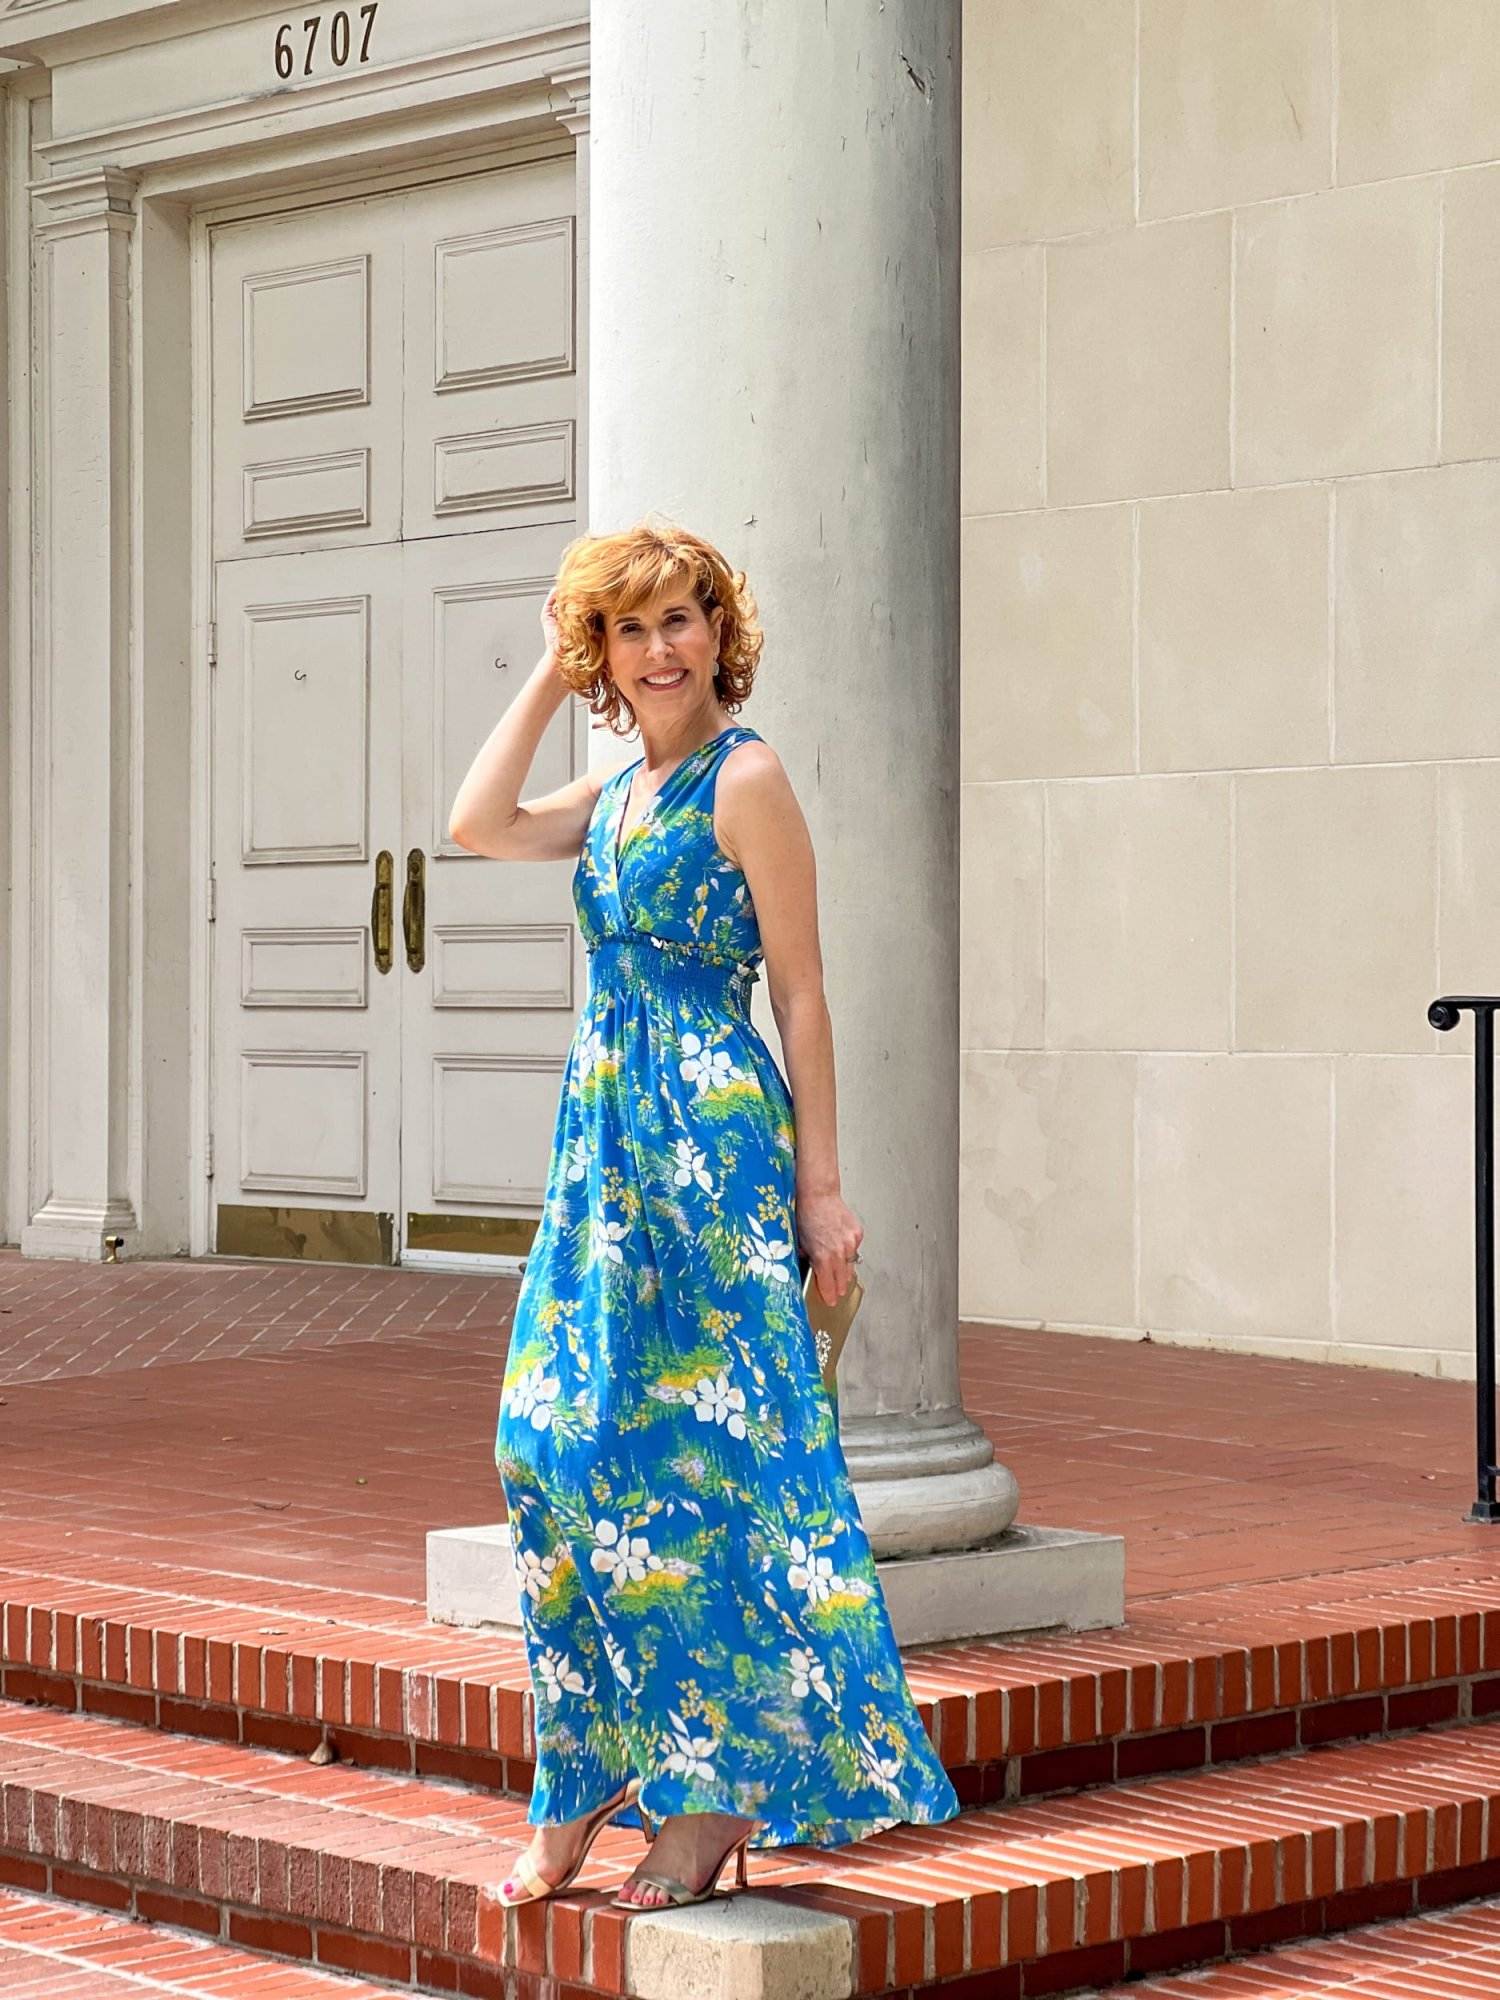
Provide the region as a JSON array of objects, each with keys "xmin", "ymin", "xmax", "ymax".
[
  {"xmin": 705, "ymin": 1372, "xmax": 749, "ymax": 1436},
  {"xmin": 787, "ymin": 1534, "xmax": 841, "ymax": 1605},
  {"xmin": 743, "ymin": 1211, "xmax": 795, "ymax": 1285},
  {"xmin": 601, "ymin": 1628, "xmax": 638, "ymax": 1696},
  {"xmin": 575, "ymin": 1028, "xmax": 608, "ymax": 1088},
  {"xmin": 503, "ymin": 1362, "xmax": 561, "ymax": 1433},
  {"xmin": 590, "ymin": 1215, "xmax": 629, "ymax": 1266},
  {"xmin": 678, "ymin": 1031, "xmax": 745, "ymax": 1096},
  {"xmin": 682, "ymin": 1369, "xmax": 748, "ymax": 1440},
  {"xmin": 856, "ymin": 1730, "xmax": 906, "ymax": 1801},
  {"xmin": 671, "ymin": 1137, "xmax": 715, "ymax": 1194},
  {"xmin": 564, "ymin": 1135, "xmax": 590, "ymax": 1182},
  {"xmin": 537, "ymin": 1647, "xmax": 590, "ymax": 1705},
  {"xmin": 788, "ymin": 1646, "xmax": 836, "ymax": 1707},
  {"xmin": 664, "ymin": 1708, "xmax": 719, "ymax": 1784},
  {"xmin": 589, "ymin": 1516, "xmax": 661, "ymax": 1588},
  {"xmin": 514, "ymin": 1542, "xmax": 560, "ymax": 1605}
]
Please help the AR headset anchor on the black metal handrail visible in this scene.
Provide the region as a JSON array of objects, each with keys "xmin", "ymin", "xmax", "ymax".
[{"xmin": 1429, "ymin": 995, "xmax": 1499, "ymax": 1523}]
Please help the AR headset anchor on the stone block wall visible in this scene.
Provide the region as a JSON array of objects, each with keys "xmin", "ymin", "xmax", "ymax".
[{"xmin": 959, "ymin": 0, "xmax": 1500, "ymax": 1375}]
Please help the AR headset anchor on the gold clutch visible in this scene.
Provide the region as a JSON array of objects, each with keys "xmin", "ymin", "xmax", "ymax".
[{"xmin": 798, "ymin": 1253, "xmax": 865, "ymax": 1398}]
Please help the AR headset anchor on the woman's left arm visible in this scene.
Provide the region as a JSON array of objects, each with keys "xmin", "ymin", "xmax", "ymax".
[{"xmin": 715, "ymin": 743, "xmax": 863, "ymax": 1307}]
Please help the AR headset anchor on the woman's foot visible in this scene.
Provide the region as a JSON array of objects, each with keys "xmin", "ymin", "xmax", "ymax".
[
  {"xmin": 498, "ymin": 1782, "xmax": 635, "ymax": 1903},
  {"xmin": 614, "ymin": 1810, "xmax": 758, "ymax": 1908}
]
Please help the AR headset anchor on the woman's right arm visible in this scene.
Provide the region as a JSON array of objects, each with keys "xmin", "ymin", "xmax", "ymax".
[{"xmin": 448, "ymin": 595, "xmax": 605, "ymax": 863}]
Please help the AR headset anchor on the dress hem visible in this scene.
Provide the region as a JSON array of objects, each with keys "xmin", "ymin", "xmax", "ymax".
[{"xmin": 537, "ymin": 1783, "xmax": 962, "ymax": 1853}]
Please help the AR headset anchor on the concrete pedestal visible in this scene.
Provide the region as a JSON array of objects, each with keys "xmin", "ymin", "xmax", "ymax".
[{"xmin": 427, "ymin": 1519, "xmax": 1124, "ymax": 1649}]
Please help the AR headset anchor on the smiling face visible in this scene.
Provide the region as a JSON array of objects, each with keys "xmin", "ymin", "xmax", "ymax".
[{"xmin": 603, "ymin": 582, "xmax": 726, "ymax": 731}]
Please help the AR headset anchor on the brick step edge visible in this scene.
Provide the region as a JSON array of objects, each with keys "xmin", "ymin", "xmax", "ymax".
[
  {"xmin": 19, "ymin": 1842, "xmax": 1500, "ymax": 2000},
  {"xmin": 0, "ymin": 1880, "xmax": 395, "ymax": 1998},
  {"xmin": 9, "ymin": 1577, "xmax": 1500, "ymax": 1805},
  {"xmin": 14, "ymin": 1700, "xmax": 1500, "ymax": 1996},
  {"xmin": 0, "ymin": 1852, "xmax": 556, "ymax": 1999},
  {"xmin": 890, "ymin": 1874, "xmax": 1500, "ymax": 1999},
  {"xmin": 1082, "ymin": 1896, "xmax": 1500, "ymax": 2000}
]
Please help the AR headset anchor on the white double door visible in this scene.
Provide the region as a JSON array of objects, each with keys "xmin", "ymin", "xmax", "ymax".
[{"xmin": 208, "ymin": 161, "xmax": 583, "ymax": 1257}]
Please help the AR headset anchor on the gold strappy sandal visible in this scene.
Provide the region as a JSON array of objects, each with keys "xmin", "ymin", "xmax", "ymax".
[
  {"xmin": 610, "ymin": 1801, "xmax": 755, "ymax": 1913},
  {"xmin": 495, "ymin": 1776, "xmax": 646, "ymax": 1907}
]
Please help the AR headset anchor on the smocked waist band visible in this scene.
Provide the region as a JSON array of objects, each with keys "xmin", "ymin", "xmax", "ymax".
[{"xmin": 585, "ymin": 933, "xmax": 759, "ymax": 1010}]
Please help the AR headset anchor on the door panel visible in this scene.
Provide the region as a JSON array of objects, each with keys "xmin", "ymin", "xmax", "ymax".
[
  {"xmin": 402, "ymin": 162, "xmax": 578, "ymax": 541},
  {"xmin": 212, "ymin": 195, "xmax": 404, "ymax": 560},
  {"xmin": 211, "ymin": 546, "xmax": 404, "ymax": 1229},
  {"xmin": 398, "ymin": 525, "xmax": 580, "ymax": 1230},
  {"xmin": 208, "ymin": 162, "xmax": 581, "ymax": 1263}
]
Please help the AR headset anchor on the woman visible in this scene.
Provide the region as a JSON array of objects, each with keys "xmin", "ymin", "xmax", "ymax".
[{"xmin": 448, "ymin": 517, "xmax": 961, "ymax": 1916}]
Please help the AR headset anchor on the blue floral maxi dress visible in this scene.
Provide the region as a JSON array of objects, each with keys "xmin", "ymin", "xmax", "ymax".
[{"xmin": 493, "ymin": 722, "xmax": 962, "ymax": 1850}]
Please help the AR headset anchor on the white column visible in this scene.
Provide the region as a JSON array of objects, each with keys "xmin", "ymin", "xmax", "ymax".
[
  {"xmin": 589, "ymin": 1, "xmax": 1017, "ymax": 1556},
  {"xmin": 21, "ymin": 169, "xmax": 138, "ymax": 1260},
  {"xmin": 437, "ymin": 12, "xmax": 1124, "ymax": 1635}
]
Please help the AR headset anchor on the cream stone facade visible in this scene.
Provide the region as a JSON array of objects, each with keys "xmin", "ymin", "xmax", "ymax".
[
  {"xmin": 960, "ymin": 0, "xmax": 1499, "ymax": 1380},
  {"xmin": 0, "ymin": 0, "xmax": 1490, "ymax": 1397}
]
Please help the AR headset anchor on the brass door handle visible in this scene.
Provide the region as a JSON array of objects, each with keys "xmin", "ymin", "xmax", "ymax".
[
  {"xmin": 371, "ymin": 850, "xmax": 394, "ymax": 974},
  {"xmin": 403, "ymin": 847, "xmax": 426, "ymax": 973}
]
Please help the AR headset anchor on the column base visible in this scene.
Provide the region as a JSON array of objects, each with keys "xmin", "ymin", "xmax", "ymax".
[
  {"xmin": 427, "ymin": 1518, "xmax": 1124, "ymax": 1646},
  {"xmin": 838, "ymin": 1407, "xmax": 1021, "ymax": 1557},
  {"xmin": 20, "ymin": 1198, "xmax": 138, "ymax": 1262},
  {"xmin": 851, "ymin": 1454, "xmax": 1022, "ymax": 1559}
]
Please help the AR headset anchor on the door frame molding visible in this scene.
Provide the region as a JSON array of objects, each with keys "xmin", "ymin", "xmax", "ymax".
[{"xmin": 6, "ymin": 17, "xmax": 590, "ymax": 1257}]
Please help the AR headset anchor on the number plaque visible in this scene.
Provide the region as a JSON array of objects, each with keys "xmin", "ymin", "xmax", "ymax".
[{"xmin": 274, "ymin": 5, "xmax": 379, "ymax": 83}]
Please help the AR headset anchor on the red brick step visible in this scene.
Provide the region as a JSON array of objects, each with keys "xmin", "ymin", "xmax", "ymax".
[
  {"xmin": 8, "ymin": 1549, "xmax": 1500, "ymax": 1810},
  {"xmin": 0, "ymin": 1882, "xmax": 390, "ymax": 1995},
  {"xmin": 9, "ymin": 1693, "xmax": 1500, "ymax": 1996},
  {"xmin": 1090, "ymin": 1897, "xmax": 1500, "ymax": 1999}
]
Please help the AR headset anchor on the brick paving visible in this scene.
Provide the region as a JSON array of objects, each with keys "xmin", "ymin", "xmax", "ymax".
[
  {"xmin": 0, "ymin": 1249, "xmax": 515, "ymax": 1384},
  {"xmin": 0, "ymin": 1882, "xmax": 389, "ymax": 1994},
  {"xmin": 0, "ymin": 1253, "xmax": 1488, "ymax": 1606}
]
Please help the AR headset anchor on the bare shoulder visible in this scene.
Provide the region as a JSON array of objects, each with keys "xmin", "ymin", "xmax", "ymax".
[
  {"xmin": 715, "ymin": 737, "xmax": 806, "ymax": 867},
  {"xmin": 717, "ymin": 735, "xmax": 796, "ymax": 807}
]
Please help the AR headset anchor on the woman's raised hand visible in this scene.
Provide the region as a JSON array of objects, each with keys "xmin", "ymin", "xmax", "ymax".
[{"xmin": 540, "ymin": 584, "xmax": 562, "ymax": 663}]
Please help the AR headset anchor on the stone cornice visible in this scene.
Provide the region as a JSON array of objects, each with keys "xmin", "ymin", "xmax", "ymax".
[
  {"xmin": 30, "ymin": 161, "xmax": 138, "ymax": 235},
  {"xmin": 0, "ymin": 0, "xmax": 244, "ymax": 68},
  {"xmin": 547, "ymin": 58, "xmax": 589, "ymax": 137},
  {"xmin": 32, "ymin": 16, "xmax": 589, "ymax": 178}
]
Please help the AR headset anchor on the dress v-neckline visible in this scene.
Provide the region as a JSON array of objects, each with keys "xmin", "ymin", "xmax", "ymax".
[{"xmin": 611, "ymin": 725, "xmax": 738, "ymax": 877}]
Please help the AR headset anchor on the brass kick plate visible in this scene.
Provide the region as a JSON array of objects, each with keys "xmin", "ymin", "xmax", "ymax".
[
  {"xmin": 215, "ymin": 1204, "xmax": 395, "ymax": 1266},
  {"xmin": 406, "ymin": 1212, "xmax": 538, "ymax": 1257}
]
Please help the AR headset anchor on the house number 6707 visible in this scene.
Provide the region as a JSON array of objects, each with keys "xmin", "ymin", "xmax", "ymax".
[{"xmin": 274, "ymin": 4, "xmax": 379, "ymax": 80}]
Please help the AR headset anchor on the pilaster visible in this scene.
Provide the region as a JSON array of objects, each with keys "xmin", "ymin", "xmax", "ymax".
[{"xmin": 21, "ymin": 166, "xmax": 139, "ymax": 1259}]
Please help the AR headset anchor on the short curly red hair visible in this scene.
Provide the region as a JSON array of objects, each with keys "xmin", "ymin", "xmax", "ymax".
[{"xmin": 550, "ymin": 513, "xmax": 763, "ymax": 736}]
